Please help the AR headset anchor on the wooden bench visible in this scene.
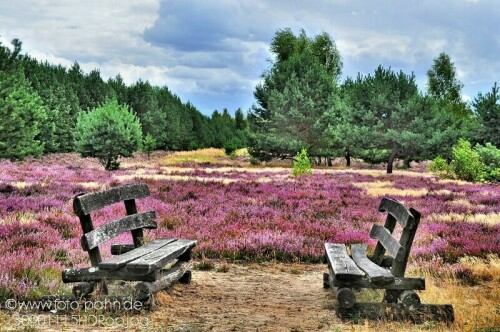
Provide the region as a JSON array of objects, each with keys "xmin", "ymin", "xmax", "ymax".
[
  {"xmin": 62, "ymin": 184, "xmax": 196, "ymax": 301},
  {"xmin": 324, "ymin": 197, "xmax": 454, "ymax": 322}
]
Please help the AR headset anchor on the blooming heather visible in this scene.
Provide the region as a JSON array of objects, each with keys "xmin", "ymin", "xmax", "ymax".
[{"xmin": 0, "ymin": 153, "xmax": 498, "ymax": 298}]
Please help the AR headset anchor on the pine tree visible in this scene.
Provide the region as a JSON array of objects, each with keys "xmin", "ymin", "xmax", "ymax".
[{"xmin": 0, "ymin": 68, "xmax": 46, "ymax": 160}]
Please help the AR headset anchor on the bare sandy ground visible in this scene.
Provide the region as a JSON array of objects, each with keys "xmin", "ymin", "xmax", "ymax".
[
  {"xmin": 1, "ymin": 263, "xmax": 474, "ymax": 331},
  {"xmin": 150, "ymin": 263, "xmax": 337, "ymax": 332}
]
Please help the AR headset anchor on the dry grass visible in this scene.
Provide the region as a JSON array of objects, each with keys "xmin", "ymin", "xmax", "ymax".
[
  {"xmin": 160, "ymin": 166, "xmax": 290, "ymax": 174},
  {"xmin": 113, "ymin": 173, "xmax": 239, "ymax": 184},
  {"xmin": 78, "ymin": 181, "xmax": 106, "ymax": 190},
  {"xmin": 8, "ymin": 181, "xmax": 31, "ymax": 189},
  {"xmin": 428, "ymin": 212, "xmax": 500, "ymax": 225},
  {"xmin": 162, "ymin": 148, "xmax": 227, "ymax": 164},
  {"xmin": 324, "ymin": 169, "xmax": 435, "ymax": 178},
  {"xmin": 0, "ymin": 211, "xmax": 37, "ymax": 225},
  {"xmin": 438, "ymin": 179, "xmax": 470, "ymax": 185},
  {"xmin": 113, "ymin": 171, "xmax": 293, "ymax": 184},
  {"xmin": 449, "ymin": 199, "xmax": 474, "ymax": 208},
  {"xmin": 422, "ymin": 277, "xmax": 500, "ymax": 331},
  {"xmin": 353, "ymin": 181, "xmax": 429, "ymax": 197},
  {"xmin": 459, "ymin": 254, "xmax": 500, "ymax": 282}
]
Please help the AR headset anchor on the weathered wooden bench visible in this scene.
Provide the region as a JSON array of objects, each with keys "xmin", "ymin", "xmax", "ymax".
[
  {"xmin": 324, "ymin": 197, "xmax": 454, "ymax": 322},
  {"xmin": 62, "ymin": 184, "xmax": 196, "ymax": 301}
]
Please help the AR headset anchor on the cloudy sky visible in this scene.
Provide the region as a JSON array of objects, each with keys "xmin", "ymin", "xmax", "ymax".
[{"xmin": 1, "ymin": 0, "xmax": 498, "ymax": 115}]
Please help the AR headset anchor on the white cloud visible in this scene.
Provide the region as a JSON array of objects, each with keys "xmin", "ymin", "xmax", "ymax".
[{"xmin": 1, "ymin": 0, "xmax": 498, "ymax": 113}]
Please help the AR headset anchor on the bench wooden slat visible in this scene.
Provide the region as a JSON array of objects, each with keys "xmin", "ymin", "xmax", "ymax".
[
  {"xmin": 81, "ymin": 211, "xmax": 157, "ymax": 251},
  {"xmin": 369, "ymin": 225, "xmax": 404, "ymax": 261},
  {"xmin": 73, "ymin": 184, "xmax": 149, "ymax": 216},
  {"xmin": 99, "ymin": 238, "xmax": 177, "ymax": 271},
  {"xmin": 325, "ymin": 243, "xmax": 364, "ymax": 280},
  {"xmin": 378, "ymin": 197, "xmax": 415, "ymax": 228},
  {"xmin": 351, "ymin": 243, "xmax": 394, "ymax": 285},
  {"xmin": 62, "ymin": 266, "xmax": 158, "ymax": 282},
  {"xmin": 333, "ymin": 276, "xmax": 425, "ymax": 290},
  {"xmin": 126, "ymin": 239, "xmax": 197, "ymax": 275}
]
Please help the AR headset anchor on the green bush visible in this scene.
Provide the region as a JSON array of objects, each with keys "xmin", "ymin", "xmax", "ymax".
[
  {"xmin": 249, "ymin": 156, "xmax": 261, "ymax": 165},
  {"xmin": 475, "ymin": 142, "xmax": 500, "ymax": 182},
  {"xmin": 142, "ymin": 134, "xmax": 157, "ymax": 157},
  {"xmin": 223, "ymin": 137, "xmax": 241, "ymax": 157},
  {"xmin": 292, "ymin": 148, "xmax": 312, "ymax": 176},
  {"xmin": 429, "ymin": 155, "xmax": 452, "ymax": 177},
  {"xmin": 451, "ymin": 139, "xmax": 484, "ymax": 182},
  {"xmin": 429, "ymin": 139, "xmax": 494, "ymax": 182},
  {"xmin": 74, "ymin": 100, "xmax": 143, "ymax": 170}
]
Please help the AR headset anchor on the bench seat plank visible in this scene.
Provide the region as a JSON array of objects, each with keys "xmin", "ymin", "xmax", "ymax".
[
  {"xmin": 351, "ymin": 243, "xmax": 394, "ymax": 285},
  {"xmin": 126, "ymin": 239, "xmax": 197, "ymax": 275},
  {"xmin": 99, "ymin": 238, "xmax": 177, "ymax": 271},
  {"xmin": 325, "ymin": 243, "xmax": 364, "ymax": 281}
]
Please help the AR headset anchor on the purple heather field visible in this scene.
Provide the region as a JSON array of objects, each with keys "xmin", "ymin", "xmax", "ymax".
[{"xmin": 0, "ymin": 153, "xmax": 499, "ymax": 299}]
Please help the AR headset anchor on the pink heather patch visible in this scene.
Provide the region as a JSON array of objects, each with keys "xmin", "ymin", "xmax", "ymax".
[{"xmin": 0, "ymin": 153, "xmax": 499, "ymax": 298}]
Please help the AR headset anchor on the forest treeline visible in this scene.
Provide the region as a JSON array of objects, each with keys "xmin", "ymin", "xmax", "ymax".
[
  {"xmin": 0, "ymin": 29, "xmax": 498, "ymax": 177},
  {"xmin": 0, "ymin": 39, "xmax": 248, "ymax": 161},
  {"xmin": 249, "ymin": 29, "xmax": 499, "ymax": 175}
]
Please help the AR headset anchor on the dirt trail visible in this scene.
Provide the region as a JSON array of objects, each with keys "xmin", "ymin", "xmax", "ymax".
[{"xmin": 150, "ymin": 263, "xmax": 338, "ymax": 331}]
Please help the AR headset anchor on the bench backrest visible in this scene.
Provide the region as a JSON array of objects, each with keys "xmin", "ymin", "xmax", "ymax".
[
  {"xmin": 73, "ymin": 184, "xmax": 157, "ymax": 266},
  {"xmin": 370, "ymin": 197, "xmax": 421, "ymax": 277}
]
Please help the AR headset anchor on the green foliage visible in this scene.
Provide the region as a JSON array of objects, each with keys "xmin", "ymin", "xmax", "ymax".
[
  {"xmin": 451, "ymin": 139, "xmax": 484, "ymax": 182},
  {"xmin": 342, "ymin": 66, "xmax": 456, "ymax": 173},
  {"xmin": 234, "ymin": 108, "xmax": 247, "ymax": 130},
  {"xmin": 223, "ymin": 137, "xmax": 240, "ymax": 157},
  {"xmin": 249, "ymin": 156, "xmax": 261, "ymax": 165},
  {"xmin": 475, "ymin": 142, "xmax": 500, "ymax": 182},
  {"xmin": 74, "ymin": 100, "xmax": 143, "ymax": 170},
  {"xmin": 194, "ymin": 260, "xmax": 214, "ymax": 271},
  {"xmin": 0, "ymin": 47, "xmax": 47, "ymax": 160},
  {"xmin": 1, "ymin": 38, "xmax": 237, "ymax": 157},
  {"xmin": 292, "ymin": 148, "xmax": 312, "ymax": 176},
  {"xmin": 429, "ymin": 156, "xmax": 452, "ymax": 177},
  {"xmin": 427, "ymin": 53, "xmax": 463, "ymax": 104},
  {"xmin": 249, "ymin": 28, "xmax": 342, "ymax": 160},
  {"xmin": 142, "ymin": 134, "xmax": 157, "ymax": 157},
  {"xmin": 431, "ymin": 140, "xmax": 488, "ymax": 182},
  {"xmin": 472, "ymin": 83, "xmax": 499, "ymax": 147}
]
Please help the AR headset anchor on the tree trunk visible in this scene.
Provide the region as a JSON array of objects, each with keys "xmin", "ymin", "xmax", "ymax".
[
  {"xmin": 327, "ymin": 157, "xmax": 332, "ymax": 167},
  {"xmin": 105, "ymin": 156, "xmax": 112, "ymax": 171},
  {"xmin": 345, "ymin": 148, "xmax": 351, "ymax": 167},
  {"xmin": 387, "ymin": 147, "xmax": 398, "ymax": 174}
]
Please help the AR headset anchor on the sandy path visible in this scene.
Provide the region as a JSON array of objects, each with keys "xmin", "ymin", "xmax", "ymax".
[{"xmin": 149, "ymin": 263, "xmax": 338, "ymax": 331}]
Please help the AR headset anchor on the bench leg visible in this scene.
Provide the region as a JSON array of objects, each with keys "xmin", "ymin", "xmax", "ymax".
[
  {"xmin": 72, "ymin": 282, "xmax": 95, "ymax": 298},
  {"xmin": 335, "ymin": 288, "xmax": 356, "ymax": 309},
  {"xmin": 398, "ymin": 290, "xmax": 421, "ymax": 310},
  {"xmin": 384, "ymin": 289, "xmax": 400, "ymax": 303},
  {"xmin": 135, "ymin": 260, "xmax": 193, "ymax": 301},
  {"xmin": 325, "ymin": 269, "xmax": 357, "ymax": 309},
  {"xmin": 72, "ymin": 280, "xmax": 108, "ymax": 298},
  {"xmin": 179, "ymin": 270, "xmax": 192, "ymax": 284},
  {"xmin": 323, "ymin": 273, "xmax": 330, "ymax": 289}
]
